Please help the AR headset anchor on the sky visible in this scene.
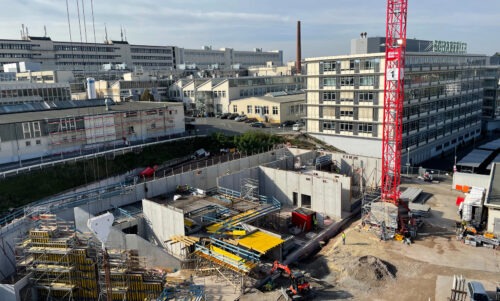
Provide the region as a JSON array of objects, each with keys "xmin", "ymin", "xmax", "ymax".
[{"xmin": 0, "ymin": 0, "xmax": 498, "ymax": 62}]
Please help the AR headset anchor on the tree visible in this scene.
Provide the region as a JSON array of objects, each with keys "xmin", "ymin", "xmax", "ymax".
[
  {"xmin": 233, "ymin": 131, "xmax": 283, "ymax": 154},
  {"xmin": 140, "ymin": 89, "xmax": 155, "ymax": 102}
]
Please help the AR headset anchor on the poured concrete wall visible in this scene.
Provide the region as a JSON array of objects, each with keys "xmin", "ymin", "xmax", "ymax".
[
  {"xmin": 0, "ymin": 274, "xmax": 30, "ymax": 301},
  {"xmin": 258, "ymin": 166, "xmax": 343, "ymax": 219},
  {"xmin": 0, "ymin": 220, "xmax": 31, "ymax": 281}
]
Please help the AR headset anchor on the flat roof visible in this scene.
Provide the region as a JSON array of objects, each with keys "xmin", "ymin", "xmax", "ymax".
[
  {"xmin": 487, "ymin": 154, "xmax": 500, "ymax": 170},
  {"xmin": 457, "ymin": 149, "xmax": 493, "ymax": 168},
  {"xmin": 237, "ymin": 230, "xmax": 283, "ymax": 255},
  {"xmin": 478, "ymin": 138, "xmax": 500, "ymax": 151},
  {"xmin": 0, "ymin": 102, "xmax": 181, "ymax": 125},
  {"xmin": 231, "ymin": 93, "xmax": 305, "ymax": 104}
]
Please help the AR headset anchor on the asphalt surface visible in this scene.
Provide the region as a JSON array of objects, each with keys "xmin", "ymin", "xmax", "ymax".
[{"xmin": 191, "ymin": 117, "xmax": 299, "ymax": 136}]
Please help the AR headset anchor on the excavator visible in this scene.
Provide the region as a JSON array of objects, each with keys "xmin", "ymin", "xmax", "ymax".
[{"xmin": 269, "ymin": 261, "xmax": 312, "ymax": 300}]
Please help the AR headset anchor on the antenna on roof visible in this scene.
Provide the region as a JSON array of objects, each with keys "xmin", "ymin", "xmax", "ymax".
[
  {"xmin": 44, "ymin": 25, "xmax": 47, "ymax": 37},
  {"xmin": 120, "ymin": 25, "xmax": 123, "ymax": 41},
  {"xmin": 104, "ymin": 23, "xmax": 108, "ymax": 42},
  {"xmin": 21, "ymin": 24, "xmax": 25, "ymax": 39},
  {"xmin": 26, "ymin": 26, "xmax": 29, "ymax": 37},
  {"xmin": 124, "ymin": 28, "xmax": 127, "ymax": 41}
]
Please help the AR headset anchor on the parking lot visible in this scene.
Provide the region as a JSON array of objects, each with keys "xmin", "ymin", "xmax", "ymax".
[{"xmin": 192, "ymin": 116, "xmax": 301, "ymax": 136}]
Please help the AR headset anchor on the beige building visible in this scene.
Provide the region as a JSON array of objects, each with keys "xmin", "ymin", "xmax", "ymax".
[
  {"xmin": 95, "ymin": 78, "xmax": 174, "ymax": 102},
  {"xmin": 169, "ymin": 75, "xmax": 305, "ymax": 115},
  {"xmin": 16, "ymin": 70, "xmax": 74, "ymax": 83},
  {"xmin": 230, "ymin": 93, "xmax": 305, "ymax": 124}
]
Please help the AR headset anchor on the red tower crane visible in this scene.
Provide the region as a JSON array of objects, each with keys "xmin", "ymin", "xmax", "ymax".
[{"xmin": 381, "ymin": 0, "xmax": 408, "ymax": 205}]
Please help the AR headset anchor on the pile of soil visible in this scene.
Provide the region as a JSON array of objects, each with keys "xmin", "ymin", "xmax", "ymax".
[{"xmin": 344, "ymin": 255, "xmax": 396, "ymax": 287}]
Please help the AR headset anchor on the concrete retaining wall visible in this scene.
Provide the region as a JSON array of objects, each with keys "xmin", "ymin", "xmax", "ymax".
[{"xmin": 452, "ymin": 172, "xmax": 491, "ymax": 190}]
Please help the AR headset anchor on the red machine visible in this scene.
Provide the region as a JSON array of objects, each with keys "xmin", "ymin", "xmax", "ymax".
[
  {"xmin": 381, "ymin": 0, "xmax": 408, "ymax": 205},
  {"xmin": 270, "ymin": 261, "xmax": 311, "ymax": 299}
]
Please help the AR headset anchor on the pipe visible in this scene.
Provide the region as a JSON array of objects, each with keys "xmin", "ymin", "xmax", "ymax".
[{"xmin": 296, "ymin": 21, "xmax": 301, "ymax": 74}]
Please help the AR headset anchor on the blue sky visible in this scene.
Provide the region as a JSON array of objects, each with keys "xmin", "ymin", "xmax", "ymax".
[{"xmin": 0, "ymin": 0, "xmax": 498, "ymax": 62}]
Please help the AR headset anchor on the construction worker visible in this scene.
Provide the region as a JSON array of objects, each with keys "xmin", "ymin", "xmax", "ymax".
[{"xmin": 341, "ymin": 231, "xmax": 346, "ymax": 245}]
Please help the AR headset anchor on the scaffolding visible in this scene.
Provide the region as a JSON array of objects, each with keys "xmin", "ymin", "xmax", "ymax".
[
  {"xmin": 15, "ymin": 214, "xmax": 167, "ymax": 301},
  {"xmin": 361, "ymin": 191, "xmax": 398, "ymax": 239},
  {"xmin": 240, "ymin": 178, "xmax": 259, "ymax": 202},
  {"xmin": 15, "ymin": 214, "xmax": 98, "ymax": 301},
  {"xmin": 96, "ymin": 248, "xmax": 166, "ymax": 301}
]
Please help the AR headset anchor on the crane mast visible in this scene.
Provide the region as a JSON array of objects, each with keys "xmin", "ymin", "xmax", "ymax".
[{"xmin": 381, "ymin": 0, "xmax": 408, "ymax": 204}]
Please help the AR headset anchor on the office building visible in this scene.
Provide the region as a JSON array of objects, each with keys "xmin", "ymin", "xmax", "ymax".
[
  {"xmin": 482, "ymin": 54, "xmax": 500, "ymax": 132},
  {"xmin": 0, "ymin": 81, "xmax": 71, "ymax": 104},
  {"xmin": 0, "ymin": 100, "xmax": 185, "ymax": 165},
  {"xmin": 0, "ymin": 37, "xmax": 282, "ymax": 72},
  {"xmin": 306, "ymin": 38, "xmax": 486, "ymax": 164}
]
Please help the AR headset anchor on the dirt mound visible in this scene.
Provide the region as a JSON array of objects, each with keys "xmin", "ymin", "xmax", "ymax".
[{"xmin": 344, "ymin": 255, "xmax": 395, "ymax": 287}]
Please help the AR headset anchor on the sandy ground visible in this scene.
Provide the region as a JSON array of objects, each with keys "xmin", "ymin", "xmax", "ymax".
[{"xmin": 196, "ymin": 176, "xmax": 500, "ymax": 300}]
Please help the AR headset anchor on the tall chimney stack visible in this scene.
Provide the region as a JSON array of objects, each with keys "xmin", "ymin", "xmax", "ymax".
[{"xmin": 296, "ymin": 20, "xmax": 302, "ymax": 74}]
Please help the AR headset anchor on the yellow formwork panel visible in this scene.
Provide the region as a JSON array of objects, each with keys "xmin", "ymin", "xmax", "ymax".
[
  {"xmin": 206, "ymin": 210, "xmax": 256, "ymax": 233},
  {"xmin": 237, "ymin": 230, "xmax": 284, "ymax": 255},
  {"xmin": 210, "ymin": 246, "xmax": 255, "ymax": 271}
]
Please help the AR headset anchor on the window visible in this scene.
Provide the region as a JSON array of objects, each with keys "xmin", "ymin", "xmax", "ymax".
[
  {"xmin": 360, "ymin": 59, "xmax": 377, "ymax": 70},
  {"xmin": 22, "ymin": 122, "xmax": 31, "ymax": 139},
  {"xmin": 272, "ymin": 106, "xmax": 278, "ymax": 115},
  {"xmin": 145, "ymin": 109, "xmax": 157, "ymax": 115},
  {"xmin": 262, "ymin": 106, "xmax": 269, "ymax": 114},
  {"xmin": 323, "ymin": 78, "xmax": 336, "ymax": 87},
  {"xmin": 247, "ymin": 105, "xmax": 252, "ymax": 114},
  {"xmin": 25, "ymin": 141, "xmax": 31, "ymax": 147},
  {"xmin": 359, "ymin": 92, "xmax": 374, "ymax": 101},
  {"xmin": 323, "ymin": 92, "xmax": 336, "ymax": 101},
  {"xmin": 322, "ymin": 121, "xmax": 335, "ymax": 130},
  {"xmin": 151, "ymin": 123, "xmax": 156, "ymax": 129},
  {"xmin": 32, "ymin": 122, "xmax": 41, "ymax": 137},
  {"xmin": 359, "ymin": 76, "xmax": 374, "ymax": 86},
  {"xmin": 233, "ymin": 105, "xmax": 238, "ymax": 113},
  {"xmin": 293, "ymin": 192, "xmax": 298, "ymax": 206},
  {"xmin": 323, "ymin": 61, "xmax": 336, "ymax": 72},
  {"xmin": 128, "ymin": 126, "xmax": 135, "ymax": 134},
  {"xmin": 125, "ymin": 111, "xmax": 138, "ymax": 118},
  {"xmin": 340, "ymin": 76, "xmax": 354, "ymax": 86},
  {"xmin": 301, "ymin": 194, "xmax": 311, "ymax": 208},
  {"xmin": 36, "ymin": 139, "xmax": 41, "ymax": 145},
  {"xmin": 358, "ymin": 123, "xmax": 373, "ymax": 133},
  {"xmin": 255, "ymin": 106, "xmax": 262, "ymax": 114},
  {"xmin": 339, "ymin": 122, "xmax": 353, "ymax": 131},
  {"xmin": 340, "ymin": 110, "xmax": 354, "ymax": 117}
]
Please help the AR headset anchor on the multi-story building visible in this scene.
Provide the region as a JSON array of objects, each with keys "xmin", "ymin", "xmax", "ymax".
[
  {"xmin": 0, "ymin": 37, "xmax": 283, "ymax": 72},
  {"xmin": 95, "ymin": 78, "xmax": 174, "ymax": 102},
  {"xmin": 305, "ymin": 38, "xmax": 486, "ymax": 164},
  {"xmin": 482, "ymin": 54, "xmax": 500, "ymax": 132},
  {"xmin": 0, "ymin": 81, "xmax": 71, "ymax": 104},
  {"xmin": 177, "ymin": 46, "xmax": 282, "ymax": 70},
  {"xmin": 169, "ymin": 75, "xmax": 305, "ymax": 115},
  {"xmin": 0, "ymin": 100, "xmax": 185, "ymax": 164}
]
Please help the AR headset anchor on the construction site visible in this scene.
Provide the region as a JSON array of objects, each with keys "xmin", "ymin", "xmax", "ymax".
[{"xmin": 1, "ymin": 0, "xmax": 499, "ymax": 300}]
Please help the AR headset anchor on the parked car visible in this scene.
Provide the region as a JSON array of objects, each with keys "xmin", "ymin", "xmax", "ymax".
[
  {"xmin": 245, "ymin": 118, "xmax": 258, "ymax": 123},
  {"xmin": 250, "ymin": 122, "xmax": 266, "ymax": 128},
  {"xmin": 191, "ymin": 148, "xmax": 210, "ymax": 159},
  {"xmin": 228, "ymin": 113, "xmax": 239, "ymax": 120},
  {"xmin": 235, "ymin": 115, "xmax": 248, "ymax": 122},
  {"xmin": 281, "ymin": 120, "xmax": 296, "ymax": 127},
  {"xmin": 219, "ymin": 113, "xmax": 231, "ymax": 119},
  {"xmin": 292, "ymin": 123, "xmax": 304, "ymax": 131}
]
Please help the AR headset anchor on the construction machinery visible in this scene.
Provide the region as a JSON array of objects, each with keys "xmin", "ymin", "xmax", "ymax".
[
  {"xmin": 269, "ymin": 261, "xmax": 312, "ymax": 300},
  {"xmin": 381, "ymin": 0, "xmax": 409, "ymax": 230}
]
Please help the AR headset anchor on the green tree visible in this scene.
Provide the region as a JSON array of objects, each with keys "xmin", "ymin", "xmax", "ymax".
[
  {"xmin": 233, "ymin": 131, "xmax": 283, "ymax": 154},
  {"xmin": 140, "ymin": 89, "xmax": 155, "ymax": 102}
]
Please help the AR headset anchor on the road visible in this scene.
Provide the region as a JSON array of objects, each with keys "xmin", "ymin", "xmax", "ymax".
[{"xmin": 192, "ymin": 117, "xmax": 298, "ymax": 136}]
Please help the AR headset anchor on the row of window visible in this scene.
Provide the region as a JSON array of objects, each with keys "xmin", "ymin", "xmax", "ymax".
[
  {"xmin": 321, "ymin": 121, "xmax": 373, "ymax": 133},
  {"xmin": 0, "ymin": 87, "xmax": 71, "ymax": 99},
  {"xmin": 322, "ymin": 91, "xmax": 375, "ymax": 102},
  {"xmin": 239, "ymin": 85, "xmax": 302, "ymax": 97},
  {"xmin": 0, "ymin": 43, "xmax": 32, "ymax": 50},
  {"xmin": 131, "ymin": 48, "xmax": 172, "ymax": 54},
  {"xmin": 238, "ymin": 105, "xmax": 279, "ymax": 115},
  {"xmin": 322, "ymin": 76, "xmax": 376, "ymax": 87},
  {"xmin": 55, "ymin": 54, "xmax": 119, "ymax": 60},
  {"xmin": 322, "ymin": 59, "xmax": 379, "ymax": 72},
  {"xmin": 131, "ymin": 55, "xmax": 172, "ymax": 61},
  {"xmin": 0, "ymin": 53, "xmax": 32, "ymax": 58},
  {"xmin": 229, "ymin": 77, "xmax": 304, "ymax": 88},
  {"xmin": 403, "ymin": 95, "xmax": 482, "ymax": 117},
  {"xmin": 54, "ymin": 45, "xmax": 114, "ymax": 52}
]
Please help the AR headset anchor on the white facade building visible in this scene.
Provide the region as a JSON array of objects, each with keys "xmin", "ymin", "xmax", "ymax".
[{"xmin": 305, "ymin": 52, "xmax": 486, "ymax": 164}]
